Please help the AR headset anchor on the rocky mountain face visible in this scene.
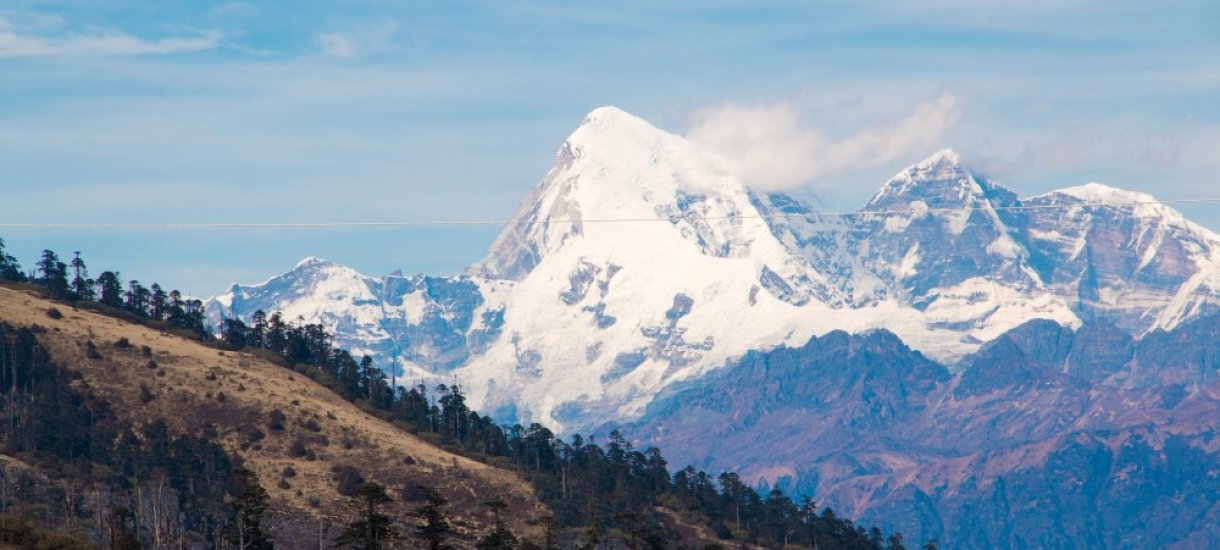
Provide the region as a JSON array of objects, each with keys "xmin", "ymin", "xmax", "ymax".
[
  {"xmin": 208, "ymin": 106, "xmax": 1220, "ymax": 435},
  {"xmin": 620, "ymin": 315, "xmax": 1220, "ymax": 548}
]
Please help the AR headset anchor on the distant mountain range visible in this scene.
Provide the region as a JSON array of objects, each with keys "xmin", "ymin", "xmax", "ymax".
[
  {"xmin": 208, "ymin": 106, "xmax": 1220, "ymax": 432},
  {"xmin": 620, "ymin": 315, "xmax": 1220, "ymax": 547},
  {"xmin": 207, "ymin": 107, "xmax": 1220, "ymax": 547}
]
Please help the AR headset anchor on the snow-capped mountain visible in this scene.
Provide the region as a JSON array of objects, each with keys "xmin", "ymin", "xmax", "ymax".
[
  {"xmin": 209, "ymin": 256, "xmax": 503, "ymax": 374},
  {"xmin": 1020, "ymin": 183, "xmax": 1220, "ymax": 332},
  {"xmin": 207, "ymin": 106, "xmax": 1220, "ymax": 432}
]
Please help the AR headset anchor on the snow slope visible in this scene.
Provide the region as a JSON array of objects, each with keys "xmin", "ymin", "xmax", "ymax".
[{"xmin": 208, "ymin": 106, "xmax": 1220, "ymax": 431}]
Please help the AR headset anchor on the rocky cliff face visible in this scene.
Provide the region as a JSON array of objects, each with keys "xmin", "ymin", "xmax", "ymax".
[{"xmin": 618, "ymin": 315, "xmax": 1220, "ymax": 548}]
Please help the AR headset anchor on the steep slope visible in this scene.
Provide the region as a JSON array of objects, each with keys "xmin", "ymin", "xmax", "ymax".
[
  {"xmin": 617, "ymin": 317, "xmax": 1220, "ymax": 548},
  {"xmin": 453, "ymin": 106, "xmax": 859, "ymax": 427},
  {"xmin": 621, "ymin": 330, "xmax": 950, "ymax": 491},
  {"xmin": 1020, "ymin": 183, "xmax": 1220, "ymax": 333},
  {"xmin": 0, "ymin": 285, "xmax": 546, "ymax": 546}
]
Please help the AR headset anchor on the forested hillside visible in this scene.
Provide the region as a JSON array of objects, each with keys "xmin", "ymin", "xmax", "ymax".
[
  {"xmin": 0, "ymin": 243, "xmax": 545, "ymax": 548},
  {"xmin": 0, "ymin": 242, "xmax": 918, "ymax": 548}
]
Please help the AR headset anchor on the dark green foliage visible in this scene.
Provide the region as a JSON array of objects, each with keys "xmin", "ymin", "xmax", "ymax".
[
  {"xmin": 96, "ymin": 271, "xmax": 124, "ymax": 308},
  {"xmin": 225, "ymin": 468, "xmax": 274, "ymax": 550},
  {"xmin": 0, "ymin": 323, "xmax": 247, "ymax": 547},
  {"xmin": 476, "ymin": 499, "xmax": 518, "ymax": 550},
  {"xmin": 69, "ymin": 251, "xmax": 94, "ymax": 301},
  {"xmin": 268, "ymin": 409, "xmax": 286, "ymax": 431},
  {"xmin": 0, "ymin": 513, "xmax": 97, "ymax": 549},
  {"xmin": 108, "ymin": 506, "xmax": 140, "ymax": 549},
  {"xmin": 5, "ymin": 248, "xmax": 209, "ymax": 336},
  {"xmin": 333, "ymin": 465, "xmax": 365, "ymax": 497},
  {"xmin": 34, "ymin": 250, "xmax": 69, "ymax": 298},
  {"xmin": 0, "ymin": 239, "xmax": 25, "ymax": 282},
  {"xmin": 335, "ymin": 482, "xmax": 397, "ymax": 550},
  {"xmin": 410, "ymin": 486, "xmax": 455, "ymax": 550}
]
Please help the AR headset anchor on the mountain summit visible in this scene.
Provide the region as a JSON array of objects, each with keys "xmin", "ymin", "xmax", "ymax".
[
  {"xmin": 864, "ymin": 148, "xmax": 986, "ymax": 210},
  {"xmin": 209, "ymin": 107, "xmax": 1220, "ymax": 431}
]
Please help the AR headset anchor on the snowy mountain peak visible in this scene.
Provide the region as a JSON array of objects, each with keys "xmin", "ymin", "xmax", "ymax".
[
  {"xmin": 295, "ymin": 256, "xmax": 337, "ymax": 269},
  {"xmin": 916, "ymin": 147, "xmax": 963, "ymax": 169},
  {"xmin": 578, "ymin": 105, "xmax": 649, "ymax": 130},
  {"xmin": 1051, "ymin": 182, "xmax": 1156, "ymax": 204},
  {"xmin": 475, "ymin": 104, "xmax": 789, "ymax": 281},
  {"xmin": 864, "ymin": 148, "xmax": 1008, "ymax": 211}
]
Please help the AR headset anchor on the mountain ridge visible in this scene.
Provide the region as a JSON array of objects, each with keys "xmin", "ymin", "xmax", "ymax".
[
  {"xmin": 207, "ymin": 106, "xmax": 1220, "ymax": 433},
  {"xmin": 618, "ymin": 314, "xmax": 1220, "ymax": 547}
]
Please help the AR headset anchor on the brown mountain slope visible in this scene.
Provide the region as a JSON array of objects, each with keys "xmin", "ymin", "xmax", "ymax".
[{"xmin": 0, "ymin": 286, "xmax": 546, "ymax": 546}]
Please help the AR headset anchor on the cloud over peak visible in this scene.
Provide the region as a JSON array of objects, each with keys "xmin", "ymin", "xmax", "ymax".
[{"xmin": 687, "ymin": 93, "xmax": 963, "ymax": 191}]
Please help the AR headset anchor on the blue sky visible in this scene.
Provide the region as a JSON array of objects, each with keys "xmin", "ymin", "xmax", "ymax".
[{"xmin": 2, "ymin": 1, "xmax": 1218, "ymax": 294}]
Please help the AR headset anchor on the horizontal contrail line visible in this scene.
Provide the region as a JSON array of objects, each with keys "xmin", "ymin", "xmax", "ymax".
[{"xmin": 2, "ymin": 197, "xmax": 1219, "ymax": 228}]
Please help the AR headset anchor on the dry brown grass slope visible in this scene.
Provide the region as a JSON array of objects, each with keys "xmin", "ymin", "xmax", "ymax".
[{"xmin": 0, "ymin": 286, "xmax": 547, "ymax": 546}]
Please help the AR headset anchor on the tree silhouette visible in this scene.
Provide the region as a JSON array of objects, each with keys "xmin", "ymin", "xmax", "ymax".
[
  {"xmin": 69, "ymin": 251, "xmax": 94, "ymax": 300},
  {"xmin": 226, "ymin": 467, "xmax": 274, "ymax": 549},
  {"xmin": 411, "ymin": 485, "xmax": 455, "ymax": 550},
  {"xmin": 335, "ymin": 482, "xmax": 397, "ymax": 550},
  {"xmin": 0, "ymin": 238, "xmax": 24, "ymax": 281},
  {"xmin": 476, "ymin": 498, "xmax": 518, "ymax": 550}
]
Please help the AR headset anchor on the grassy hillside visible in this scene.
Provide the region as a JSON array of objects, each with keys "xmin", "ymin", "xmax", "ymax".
[{"xmin": 0, "ymin": 285, "xmax": 547, "ymax": 547}]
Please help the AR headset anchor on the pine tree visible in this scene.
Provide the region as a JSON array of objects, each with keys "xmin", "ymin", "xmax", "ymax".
[
  {"xmin": 167, "ymin": 289, "xmax": 186, "ymax": 323},
  {"xmin": 108, "ymin": 506, "xmax": 141, "ymax": 550},
  {"xmin": 149, "ymin": 283, "xmax": 168, "ymax": 320},
  {"xmin": 0, "ymin": 239, "xmax": 24, "ymax": 282},
  {"xmin": 223, "ymin": 318, "xmax": 251, "ymax": 350},
  {"xmin": 539, "ymin": 516, "xmax": 560, "ymax": 550},
  {"xmin": 97, "ymin": 271, "xmax": 124, "ymax": 308},
  {"xmin": 250, "ymin": 310, "xmax": 268, "ymax": 348},
  {"xmin": 184, "ymin": 298, "xmax": 207, "ymax": 334},
  {"xmin": 69, "ymin": 251, "xmax": 94, "ymax": 300},
  {"xmin": 476, "ymin": 499, "xmax": 518, "ymax": 550},
  {"xmin": 35, "ymin": 249, "xmax": 69, "ymax": 298},
  {"xmin": 125, "ymin": 280, "xmax": 150, "ymax": 316},
  {"xmin": 335, "ymin": 482, "xmax": 398, "ymax": 550},
  {"xmin": 226, "ymin": 467, "xmax": 274, "ymax": 550},
  {"xmin": 411, "ymin": 486, "xmax": 455, "ymax": 550}
]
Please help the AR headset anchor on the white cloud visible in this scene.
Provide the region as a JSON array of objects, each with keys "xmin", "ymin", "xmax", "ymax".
[
  {"xmin": 315, "ymin": 32, "xmax": 356, "ymax": 58},
  {"xmin": 314, "ymin": 20, "xmax": 399, "ymax": 59},
  {"xmin": 0, "ymin": 22, "xmax": 220, "ymax": 57},
  {"xmin": 687, "ymin": 93, "xmax": 962, "ymax": 191}
]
